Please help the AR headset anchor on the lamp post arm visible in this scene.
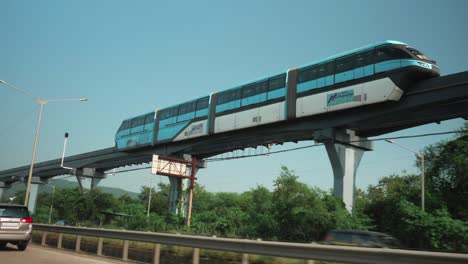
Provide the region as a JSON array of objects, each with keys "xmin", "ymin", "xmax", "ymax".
[
  {"xmin": 385, "ymin": 139, "xmax": 419, "ymax": 155},
  {"xmin": 44, "ymin": 98, "xmax": 88, "ymax": 103},
  {"xmin": 0, "ymin": 80, "xmax": 39, "ymax": 100}
]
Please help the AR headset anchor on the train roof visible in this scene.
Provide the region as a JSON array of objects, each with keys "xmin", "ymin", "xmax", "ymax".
[
  {"xmin": 215, "ymin": 41, "xmax": 408, "ymax": 94},
  {"xmin": 158, "ymin": 95, "xmax": 211, "ymax": 111},
  {"xmin": 214, "ymin": 70, "xmax": 288, "ymax": 95},
  {"xmin": 120, "ymin": 111, "xmax": 154, "ymax": 122},
  {"xmin": 297, "ymin": 40, "xmax": 408, "ymax": 69}
]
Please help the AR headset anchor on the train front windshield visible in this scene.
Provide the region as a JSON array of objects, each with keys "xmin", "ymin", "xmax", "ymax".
[{"xmin": 406, "ymin": 47, "xmax": 436, "ymax": 63}]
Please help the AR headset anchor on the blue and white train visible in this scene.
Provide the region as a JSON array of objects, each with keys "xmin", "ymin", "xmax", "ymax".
[{"xmin": 115, "ymin": 41, "xmax": 439, "ymax": 150}]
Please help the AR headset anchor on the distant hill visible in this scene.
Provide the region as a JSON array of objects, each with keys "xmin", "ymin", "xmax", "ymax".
[{"xmin": 1, "ymin": 178, "xmax": 139, "ymax": 200}]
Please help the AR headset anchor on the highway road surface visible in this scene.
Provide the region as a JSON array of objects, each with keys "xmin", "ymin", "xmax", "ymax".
[{"xmin": 0, "ymin": 244, "xmax": 126, "ymax": 264}]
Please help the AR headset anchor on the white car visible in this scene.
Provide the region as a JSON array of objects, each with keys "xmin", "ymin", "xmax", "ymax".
[{"xmin": 0, "ymin": 204, "xmax": 33, "ymax": 251}]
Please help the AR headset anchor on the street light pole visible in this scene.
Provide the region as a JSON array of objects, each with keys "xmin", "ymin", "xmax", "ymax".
[
  {"xmin": 49, "ymin": 185, "xmax": 55, "ymax": 224},
  {"xmin": 25, "ymin": 100, "xmax": 45, "ymax": 207},
  {"xmin": 385, "ymin": 139, "xmax": 425, "ymax": 211},
  {"xmin": 147, "ymin": 176, "xmax": 153, "ymax": 218},
  {"xmin": 420, "ymin": 153, "xmax": 425, "ymax": 211},
  {"xmin": 0, "ymin": 80, "xmax": 87, "ymax": 207}
]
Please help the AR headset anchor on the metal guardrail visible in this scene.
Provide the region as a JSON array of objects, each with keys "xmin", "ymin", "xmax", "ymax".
[{"xmin": 33, "ymin": 224, "xmax": 468, "ymax": 264}]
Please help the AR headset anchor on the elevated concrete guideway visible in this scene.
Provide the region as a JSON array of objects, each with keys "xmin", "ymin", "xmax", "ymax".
[{"xmin": 1, "ymin": 71, "xmax": 468, "ymax": 212}]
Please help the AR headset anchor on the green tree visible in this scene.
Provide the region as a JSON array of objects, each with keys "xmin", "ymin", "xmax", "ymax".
[
  {"xmin": 192, "ymin": 183, "xmax": 215, "ymax": 213},
  {"xmin": 191, "ymin": 189, "xmax": 249, "ymax": 237},
  {"xmin": 33, "ymin": 192, "xmax": 54, "ymax": 223},
  {"xmin": 242, "ymin": 185, "xmax": 276, "ymax": 239},
  {"xmin": 423, "ymin": 133, "xmax": 468, "ymax": 219},
  {"xmin": 51, "ymin": 188, "xmax": 116, "ymax": 226},
  {"xmin": 272, "ymin": 166, "xmax": 333, "ymax": 242},
  {"xmin": 321, "ymin": 188, "xmax": 370, "ymax": 230},
  {"xmin": 138, "ymin": 182, "xmax": 170, "ymax": 217},
  {"xmin": 364, "ymin": 173, "xmax": 421, "ymax": 233},
  {"xmin": 391, "ymin": 200, "xmax": 468, "ymax": 251}
]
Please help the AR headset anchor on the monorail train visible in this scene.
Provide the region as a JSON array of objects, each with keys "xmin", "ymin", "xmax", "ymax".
[{"xmin": 115, "ymin": 40, "xmax": 439, "ymax": 150}]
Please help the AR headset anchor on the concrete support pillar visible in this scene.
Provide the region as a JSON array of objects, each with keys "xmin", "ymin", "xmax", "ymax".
[
  {"xmin": 162, "ymin": 155, "xmax": 206, "ymax": 218},
  {"xmin": 168, "ymin": 177, "xmax": 183, "ymax": 216},
  {"xmin": 28, "ymin": 182, "xmax": 40, "ymax": 214},
  {"xmin": 0, "ymin": 182, "xmax": 6, "ymax": 202},
  {"xmin": 72, "ymin": 168, "xmax": 105, "ymax": 191},
  {"xmin": 91, "ymin": 178, "xmax": 102, "ymax": 190},
  {"xmin": 315, "ymin": 128, "xmax": 373, "ymax": 212},
  {"xmin": 76, "ymin": 176, "xmax": 84, "ymax": 190}
]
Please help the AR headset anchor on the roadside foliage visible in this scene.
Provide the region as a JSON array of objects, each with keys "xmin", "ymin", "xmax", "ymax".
[{"xmin": 5, "ymin": 123, "xmax": 467, "ymax": 252}]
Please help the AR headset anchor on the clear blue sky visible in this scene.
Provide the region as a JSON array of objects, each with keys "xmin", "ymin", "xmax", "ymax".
[{"xmin": 1, "ymin": 0, "xmax": 467, "ymax": 194}]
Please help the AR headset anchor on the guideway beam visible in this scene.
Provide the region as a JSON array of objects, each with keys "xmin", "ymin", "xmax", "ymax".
[{"xmin": 315, "ymin": 128, "xmax": 373, "ymax": 212}]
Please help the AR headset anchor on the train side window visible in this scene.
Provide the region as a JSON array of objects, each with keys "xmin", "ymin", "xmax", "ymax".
[
  {"xmin": 196, "ymin": 97, "xmax": 209, "ymax": 110},
  {"xmin": 178, "ymin": 103, "xmax": 187, "ymax": 116},
  {"xmin": 356, "ymin": 50, "xmax": 374, "ymax": 67},
  {"xmin": 326, "ymin": 61, "xmax": 335, "ymax": 75},
  {"xmin": 132, "ymin": 116, "xmax": 145, "ymax": 128},
  {"xmin": 217, "ymin": 88, "xmax": 241, "ymax": 105},
  {"xmin": 242, "ymin": 81, "xmax": 267, "ymax": 99},
  {"xmin": 336, "ymin": 55, "xmax": 356, "ymax": 74},
  {"xmin": 375, "ymin": 47, "xmax": 412, "ymax": 63},
  {"xmin": 178, "ymin": 101, "xmax": 196, "ymax": 115},
  {"xmin": 298, "ymin": 66, "xmax": 318, "ymax": 83},
  {"xmin": 119, "ymin": 120, "xmax": 131, "ymax": 131},
  {"xmin": 318, "ymin": 61, "xmax": 334, "ymax": 77},
  {"xmin": 144, "ymin": 113, "xmax": 154, "ymax": 124},
  {"xmin": 375, "ymin": 48, "xmax": 392, "ymax": 62},
  {"xmin": 160, "ymin": 106, "xmax": 178, "ymax": 120},
  {"xmin": 391, "ymin": 47, "xmax": 413, "ymax": 59},
  {"xmin": 268, "ymin": 74, "xmax": 286, "ymax": 91}
]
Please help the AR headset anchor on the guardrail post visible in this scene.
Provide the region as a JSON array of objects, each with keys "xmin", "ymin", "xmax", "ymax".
[
  {"xmin": 41, "ymin": 232, "xmax": 47, "ymax": 246},
  {"xmin": 97, "ymin": 237, "xmax": 103, "ymax": 256},
  {"xmin": 75, "ymin": 235, "xmax": 81, "ymax": 252},
  {"xmin": 123, "ymin": 240, "xmax": 129, "ymax": 261},
  {"xmin": 193, "ymin": 248, "xmax": 200, "ymax": 264},
  {"xmin": 153, "ymin": 243, "xmax": 161, "ymax": 264},
  {"xmin": 242, "ymin": 253, "xmax": 249, "ymax": 264},
  {"xmin": 57, "ymin": 233, "xmax": 63, "ymax": 249}
]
